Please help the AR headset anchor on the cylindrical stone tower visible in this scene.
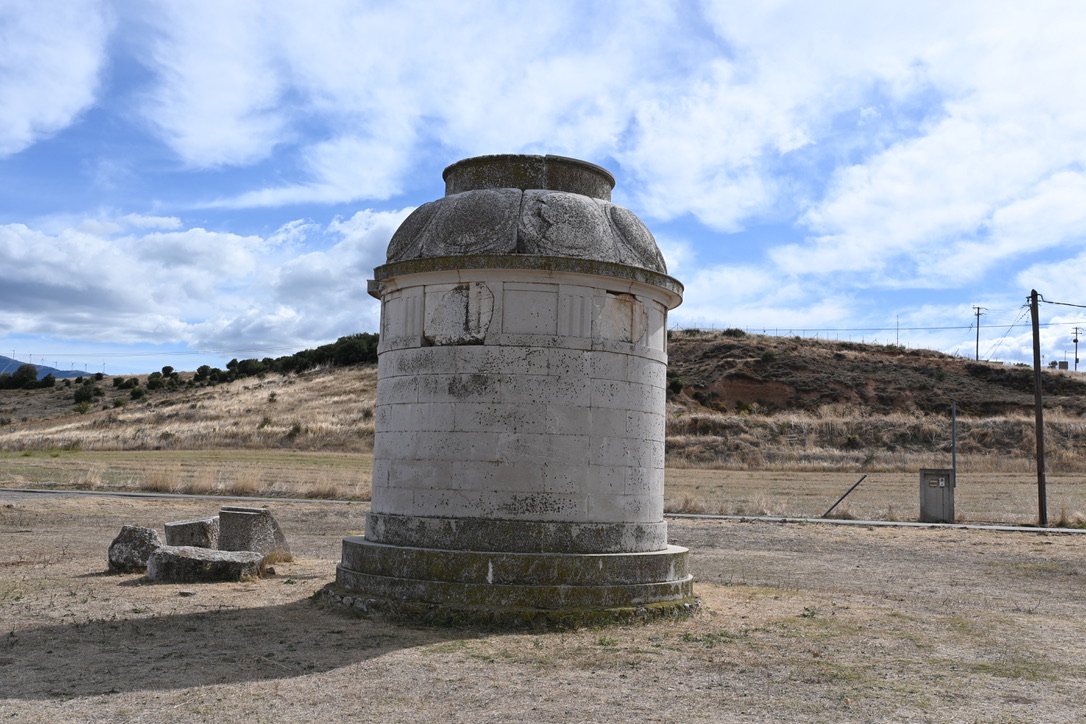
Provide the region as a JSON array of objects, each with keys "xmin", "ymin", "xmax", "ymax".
[{"xmin": 330, "ymin": 154, "xmax": 694, "ymax": 624}]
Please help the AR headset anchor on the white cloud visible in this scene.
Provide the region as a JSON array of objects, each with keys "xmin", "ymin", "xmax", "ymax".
[
  {"xmin": 9, "ymin": 1, "xmax": 1086, "ymax": 369},
  {"xmin": 267, "ymin": 219, "xmax": 317, "ymax": 248},
  {"xmin": 122, "ymin": 214, "xmax": 183, "ymax": 230},
  {"xmin": 654, "ymin": 234, "xmax": 695, "ymax": 277},
  {"xmin": 757, "ymin": 3, "xmax": 1086, "ymax": 287},
  {"xmin": 671, "ymin": 261, "xmax": 852, "ymax": 332},
  {"xmin": 257, "ymin": 208, "xmax": 408, "ymax": 338},
  {"xmin": 0, "ymin": 212, "xmax": 393, "ymax": 350},
  {"xmin": 138, "ymin": 0, "xmax": 288, "ymax": 168},
  {"xmin": 132, "ymin": 1, "xmax": 707, "ymax": 207},
  {"xmin": 213, "ymin": 136, "xmax": 414, "ymax": 208},
  {"xmin": 0, "ymin": 0, "xmax": 111, "ymax": 156},
  {"xmin": 1018, "ymin": 252, "xmax": 1086, "ymax": 306}
]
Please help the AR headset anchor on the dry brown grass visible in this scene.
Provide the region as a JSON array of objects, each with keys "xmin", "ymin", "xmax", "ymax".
[
  {"xmin": 662, "ymin": 466, "xmax": 1086, "ymax": 526},
  {"xmin": 3, "ymin": 360, "xmax": 1085, "ymax": 525},
  {"xmin": 0, "ymin": 366, "xmax": 377, "ymax": 453},
  {"xmin": 666, "ymin": 404, "xmax": 1086, "ymax": 474},
  {"xmin": 0, "ymin": 449, "xmax": 374, "ymax": 502},
  {"xmin": 141, "ymin": 460, "xmax": 181, "ymax": 493},
  {"xmin": 222, "ymin": 466, "xmax": 263, "ymax": 497}
]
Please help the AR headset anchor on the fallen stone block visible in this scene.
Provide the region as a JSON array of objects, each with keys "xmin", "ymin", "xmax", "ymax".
[
  {"xmin": 108, "ymin": 525, "xmax": 163, "ymax": 573},
  {"xmin": 146, "ymin": 546, "xmax": 266, "ymax": 582},
  {"xmin": 165, "ymin": 515, "xmax": 220, "ymax": 548},
  {"xmin": 218, "ymin": 507, "xmax": 291, "ymax": 561}
]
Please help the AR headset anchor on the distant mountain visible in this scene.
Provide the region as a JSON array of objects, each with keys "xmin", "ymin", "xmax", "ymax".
[{"xmin": 0, "ymin": 356, "xmax": 86, "ymax": 380}]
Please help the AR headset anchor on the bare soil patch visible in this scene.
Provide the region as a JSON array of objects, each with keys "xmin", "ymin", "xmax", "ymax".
[{"xmin": 3, "ymin": 492, "xmax": 1085, "ymax": 723}]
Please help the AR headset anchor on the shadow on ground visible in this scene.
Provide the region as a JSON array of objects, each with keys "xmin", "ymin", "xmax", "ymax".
[{"xmin": 0, "ymin": 594, "xmax": 474, "ymax": 700}]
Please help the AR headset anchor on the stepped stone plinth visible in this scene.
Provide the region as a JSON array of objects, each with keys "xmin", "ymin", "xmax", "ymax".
[{"xmin": 324, "ymin": 154, "xmax": 695, "ymax": 624}]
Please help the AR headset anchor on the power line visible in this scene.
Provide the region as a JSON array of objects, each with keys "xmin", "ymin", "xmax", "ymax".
[
  {"xmin": 729, "ymin": 320, "xmax": 1086, "ymax": 334},
  {"xmin": 1038, "ymin": 296, "xmax": 1086, "ymax": 310},
  {"xmin": 982, "ymin": 306, "xmax": 1030, "ymax": 361}
]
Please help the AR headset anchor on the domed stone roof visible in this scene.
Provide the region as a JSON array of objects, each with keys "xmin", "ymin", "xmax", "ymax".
[{"xmin": 386, "ymin": 154, "xmax": 667, "ymax": 274}]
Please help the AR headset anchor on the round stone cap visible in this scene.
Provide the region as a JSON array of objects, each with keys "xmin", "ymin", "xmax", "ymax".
[
  {"xmin": 387, "ymin": 154, "xmax": 668, "ymax": 274},
  {"xmin": 443, "ymin": 154, "xmax": 615, "ymax": 201}
]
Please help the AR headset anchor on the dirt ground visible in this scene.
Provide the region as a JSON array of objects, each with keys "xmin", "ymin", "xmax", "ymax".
[{"xmin": 2, "ymin": 492, "xmax": 1085, "ymax": 723}]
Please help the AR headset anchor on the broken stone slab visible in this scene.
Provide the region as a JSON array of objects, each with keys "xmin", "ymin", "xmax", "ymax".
[
  {"xmin": 164, "ymin": 515, "xmax": 219, "ymax": 548},
  {"xmin": 146, "ymin": 546, "xmax": 266, "ymax": 582},
  {"xmin": 218, "ymin": 507, "xmax": 291, "ymax": 561},
  {"xmin": 108, "ymin": 525, "xmax": 163, "ymax": 573}
]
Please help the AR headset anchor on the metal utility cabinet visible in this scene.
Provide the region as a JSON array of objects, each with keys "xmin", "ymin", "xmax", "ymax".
[{"xmin": 919, "ymin": 468, "xmax": 955, "ymax": 523}]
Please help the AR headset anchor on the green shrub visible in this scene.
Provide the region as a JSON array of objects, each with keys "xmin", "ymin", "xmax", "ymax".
[{"xmin": 73, "ymin": 383, "xmax": 98, "ymax": 404}]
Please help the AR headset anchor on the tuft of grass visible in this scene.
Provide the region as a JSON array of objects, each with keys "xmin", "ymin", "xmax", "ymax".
[
  {"xmin": 70, "ymin": 466, "xmax": 104, "ymax": 490},
  {"xmin": 223, "ymin": 468, "xmax": 263, "ymax": 497},
  {"xmin": 142, "ymin": 462, "xmax": 181, "ymax": 493},
  {"xmin": 178, "ymin": 466, "xmax": 218, "ymax": 496},
  {"xmin": 664, "ymin": 495, "xmax": 709, "ymax": 514},
  {"xmin": 823, "ymin": 503, "xmax": 857, "ymax": 520},
  {"xmin": 1053, "ymin": 506, "xmax": 1086, "ymax": 528},
  {"xmin": 304, "ymin": 481, "xmax": 343, "ymax": 500}
]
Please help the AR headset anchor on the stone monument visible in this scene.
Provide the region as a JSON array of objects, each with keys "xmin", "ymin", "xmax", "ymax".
[{"xmin": 328, "ymin": 154, "xmax": 694, "ymax": 624}]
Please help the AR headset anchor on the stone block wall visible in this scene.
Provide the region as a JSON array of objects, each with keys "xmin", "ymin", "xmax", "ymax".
[{"xmin": 369, "ymin": 262, "xmax": 679, "ymax": 540}]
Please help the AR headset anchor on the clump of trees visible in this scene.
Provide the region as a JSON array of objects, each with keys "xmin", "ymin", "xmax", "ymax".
[
  {"xmin": 0, "ymin": 364, "xmax": 55, "ymax": 390},
  {"xmin": 0, "ymin": 334, "xmax": 380, "ymax": 403},
  {"xmin": 191, "ymin": 333, "xmax": 379, "ymax": 386}
]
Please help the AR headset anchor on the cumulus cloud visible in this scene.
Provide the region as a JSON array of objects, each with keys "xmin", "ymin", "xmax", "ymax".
[
  {"xmin": 7, "ymin": 1, "xmax": 1086, "ymax": 367},
  {"xmin": 132, "ymin": 1, "xmax": 703, "ymax": 207},
  {"xmin": 0, "ymin": 209, "xmax": 405, "ymax": 353},
  {"xmin": 670, "ymin": 261, "xmax": 853, "ymax": 332},
  {"xmin": 138, "ymin": 0, "xmax": 288, "ymax": 168},
  {"xmin": 761, "ymin": 3, "xmax": 1086, "ymax": 288},
  {"xmin": 0, "ymin": 0, "xmax": 111, "ymax": 156}
]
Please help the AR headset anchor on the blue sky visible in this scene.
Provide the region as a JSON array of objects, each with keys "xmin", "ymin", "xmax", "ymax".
[{"xmin": 3, "ymin": 1, "xmax": 1086, "ymax": 375}]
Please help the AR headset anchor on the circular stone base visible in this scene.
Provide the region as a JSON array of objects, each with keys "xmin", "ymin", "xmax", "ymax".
[
  {"xmin": 314, "ymin": 582, "xmax": 699, "ymax": 628},
  {"xmin": 326, "ymin": 536, "xmax": 696, "ymax": 628}
]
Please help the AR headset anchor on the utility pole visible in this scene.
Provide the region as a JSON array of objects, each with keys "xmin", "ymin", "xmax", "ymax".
[
  {"xmin": 1074, "ymin": 328, "xmax": 1081, "ymax": 372},
  {"xmin": 973, "ymin": 306, "xmax": 987, "ymax": 361},
  {"xmin": 1029, "ymin": 290, "xmax": 1048, "ymax": 526}
]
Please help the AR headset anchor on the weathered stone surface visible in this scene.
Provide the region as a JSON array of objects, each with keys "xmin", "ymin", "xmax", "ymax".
[
  {"xmin": 423, "ymin": 282, "xmax": 493, "ymax": 345},
  {"xmin": 387, "ymin": 189, "xmax": 667, "ymax": 273},
  {"xmin": 340, "ymin": 537, "xmax": 689, "ymax": 586},
  {"xmin": 335, "ymin": 568, "xmax": 693, "ymax": 610},
  {"xmin": 146, "ymin": 546, "xmax": 265, "ymax": 582},
  {"xmin": 365, "ymin": 513, "xmax": 668, "ymax": 553},
  {"xmin": 107, "ymin": 525, "xmax": 162, "ymax": 573},
  {"xmin": 387, "ymin": 188, "xmax": 520, "ymax": 262},
  {"xmin": 443, "ymin": 154, "xmax": 614, "ymax": 201},
  {"xmin": 164, "ymin": 516, "xmax": 219, "ymax": 548},
  {"xmin": 338, "ymin": 154, "xmax": 691, "ymax": 624},
  {"xmin": 218, "ymin": 507, "xmax": 291, "ymax": 560},
  {"xmin": 384, "ymin": 154, "xmax": 666, "ymax": 273}
]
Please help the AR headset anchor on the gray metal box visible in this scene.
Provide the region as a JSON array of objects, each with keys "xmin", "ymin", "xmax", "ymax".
[{"xmin": 919, "ymin": 468, "xmax": 955, "ymax": 523}]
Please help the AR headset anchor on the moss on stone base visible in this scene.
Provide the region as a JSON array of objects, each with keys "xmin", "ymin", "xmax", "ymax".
[{"xmin": 313, "ymin": 583, "xmax": 699, "ymax": 630}]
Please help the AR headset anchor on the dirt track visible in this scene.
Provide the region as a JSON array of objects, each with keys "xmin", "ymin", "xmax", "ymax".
[{"xmin": 2, "ymin": 492, "xmax": 1085, "ymax": 723}]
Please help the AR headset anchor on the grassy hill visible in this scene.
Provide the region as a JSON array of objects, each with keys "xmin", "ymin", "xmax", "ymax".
[
  {"xmin": 664, "ymin": 331, "xmax": 1086, "ymax": 472},
  {"xmin": 2, "ymin": 332, "xmax": 1084, "ymax": 473},
  {"xmin": 666, "ymin": 330, "xmax": 1086, "ymax": 416}
]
